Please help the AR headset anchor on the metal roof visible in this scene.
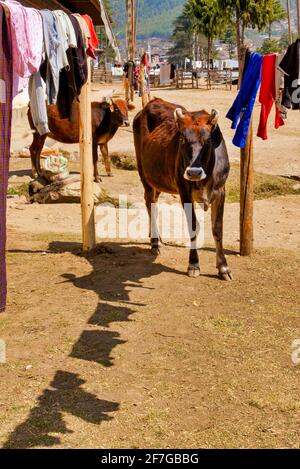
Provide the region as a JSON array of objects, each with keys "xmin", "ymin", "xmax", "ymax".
[{"xmin": 21, "ymin": 0, "xmax": 103, "ymax": 25}]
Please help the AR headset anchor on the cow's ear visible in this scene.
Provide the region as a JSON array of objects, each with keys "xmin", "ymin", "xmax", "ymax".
[
  {"xmin": 109, "ymin": 99, "xmax": 115, "ymax": 112},
  {"xmin": 174, "ymin": 108, "xmax": 185, "ymax": 129},
  {"xmin": 127, "ymin": 103, "xmax": 136, "ymax": 111},
  {"xmin": 209, "ymin": 109, "xmax": 219, "ymax": 127}
]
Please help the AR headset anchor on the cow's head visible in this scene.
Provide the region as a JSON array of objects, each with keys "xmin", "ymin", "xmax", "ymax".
[
  {"xmin": 174, "ymin": 108, "xmax": 219, "ymax": 182},
  {"xmin": 108, "ymin": 98, "xmax": 135, "ymax": 127}
]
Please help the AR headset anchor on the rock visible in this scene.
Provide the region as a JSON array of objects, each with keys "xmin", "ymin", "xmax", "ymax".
[{"xmin": 29, "ymin": 176, "xmax": 103, "ymax": 204}]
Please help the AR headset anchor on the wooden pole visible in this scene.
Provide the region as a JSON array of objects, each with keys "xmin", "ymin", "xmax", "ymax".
[
  {"xmin": 297, "ymin": 0, "xmax": 300, "ymax": 38},
  {"xmin": 126, "ymin": 0, "xmax": 135, "ymax": 103},
  {"xmin": 286, "ymin": 0, "xmax": 292, "ymax": 44},
  {"xmin": 240, "ymin": 47, "xmax": 253, "ymax": 256},
  {"xmin": 79, "ymin": 58, "xmax": 96, "ymax": 252}
]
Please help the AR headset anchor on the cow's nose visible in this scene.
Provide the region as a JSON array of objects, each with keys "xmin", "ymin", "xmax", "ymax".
[
  {"xmin": 186, "ymin": 167, "xmax": 207, "ymax": 181},
  {"xmin": 124, "ymin": 120, "xmax": 130, "ymax": 127}
]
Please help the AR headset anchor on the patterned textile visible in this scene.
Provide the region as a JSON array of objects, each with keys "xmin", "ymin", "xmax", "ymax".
[{"xmin": 0, "ymin": 5, "xmax": 13, "ymax": 312}]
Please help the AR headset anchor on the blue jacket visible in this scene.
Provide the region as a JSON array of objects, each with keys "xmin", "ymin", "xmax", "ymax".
[{"xmin": 227, "ymin": 53, "xmax": 263, "ymax": 149}]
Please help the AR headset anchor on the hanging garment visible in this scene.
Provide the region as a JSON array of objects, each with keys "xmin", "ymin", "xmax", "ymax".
[
  {"xmin": 275, "ymin": 52, "xmax": 288, "ymax": 120},
  {"xmin": 0, "ymin": 5, "xmax": 13, "ymax": 313},
  {"xmin": 39, "ymin": 10, "xmax": 60, "ymax": 106},
  {"xmin": 2, "ymin": 0, "xmax": 43, "ymax": 96},
  {"xmin": 72, "ymin": 13, "xmax": 90, "ymax": 49},
  {"xmin": 279, "ymin": 39, "xmax": 300, "ymax": 110},
  {"xmin": 226, "ymin": 52, "xmax": 263, "ymax": 149},
  {"xmin": 56, "ymin": 14, "xmax": 88, "ymax": 121},
  {"xmin": 81, "ymin": 15, "xmax": 99, "ymax": 60},
  {"xmin": 29, "ymin": 10, "xmax": 60, "ymax": 136},
  {"xmin": 257, "ymin": 54, "xmax": 285, "ymax": 140},
  {"xmin": 53, "ymin": 10, "xmax": 77, "ymax": 71}
]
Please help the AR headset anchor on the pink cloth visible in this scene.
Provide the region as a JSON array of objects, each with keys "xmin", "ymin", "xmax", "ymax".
[{"xmin": 4, "ymin": 1, "xmax": 43, "ymax": 95}]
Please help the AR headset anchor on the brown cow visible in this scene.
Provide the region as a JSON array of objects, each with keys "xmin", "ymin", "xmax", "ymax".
[
  {"xmin": 133, "ymin": 98, "xmax": 232, "ymax": 281},
  {"xmin": 28, "ymin": 98, "xmax": 135, "ymax": 181}
]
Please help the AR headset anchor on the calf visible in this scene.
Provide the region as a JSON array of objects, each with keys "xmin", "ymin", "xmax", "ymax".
[
  {"xmin": 28, "ymin": 98, "xmax": 135, "ymax": 181},
  {"xmin": 133, "ymin": 98, "xmax": 232, "ymax": 280}
]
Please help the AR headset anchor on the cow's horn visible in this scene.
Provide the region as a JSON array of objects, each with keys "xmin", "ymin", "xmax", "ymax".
[
  {"xmin": 210, "ymin": 109, "xmax": 219, "ymax": 125},
  {"xmin": 174, "ymin": 108, "xmax": 185, "ymax": 122}
]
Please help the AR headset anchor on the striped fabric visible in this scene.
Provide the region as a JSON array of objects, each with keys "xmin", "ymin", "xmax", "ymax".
[{"xmin": 0, "ymin": 6, "xmax": 13, "ymax": 313}]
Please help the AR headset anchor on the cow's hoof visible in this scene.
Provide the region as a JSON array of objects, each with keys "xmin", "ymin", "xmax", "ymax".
[
  {"xmin": 187, "ymin": 264, "xmax": 200, "ymax": 278},
  {"xmin": 107, "ymin": 173, "xmax": 113, "ymax": 177},
  {"xmin": 218, "ymin": 267, "xmax": 233, "ymax": 281},
  {"xmin": 151, "ymin": 246, "xmax": 160, "ymax": 256},
  {"xmin": 95, "ymin": 176, "xmax": 102, "ymax": 183}
]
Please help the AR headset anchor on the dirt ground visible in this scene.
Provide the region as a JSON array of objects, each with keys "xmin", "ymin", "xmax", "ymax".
[{"xmin": 0, "ymin": 85, "xmax": 300, "ymax": 448}]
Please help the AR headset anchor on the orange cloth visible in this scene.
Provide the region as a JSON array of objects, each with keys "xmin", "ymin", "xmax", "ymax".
[{"xmin": 81, "ymin": 15, "xmax": 98, "ymax": 60}]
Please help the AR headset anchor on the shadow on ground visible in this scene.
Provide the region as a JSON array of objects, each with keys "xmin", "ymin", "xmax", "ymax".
[{"xmin": 4, "ymin": 241, "xmax": 181, "ymax": 448}]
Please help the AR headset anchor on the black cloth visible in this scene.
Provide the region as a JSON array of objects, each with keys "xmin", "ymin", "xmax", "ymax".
[
  {"xmin": 279, "ymin": 39, "xmax": 300, "ymax": 110},
  {"xmin": 170, "ymin": 63, "xmax": 176, "ymax": 80},
  {"xmin": 57, "ymin": 15, "xmax": 88, "ymax": 121}
]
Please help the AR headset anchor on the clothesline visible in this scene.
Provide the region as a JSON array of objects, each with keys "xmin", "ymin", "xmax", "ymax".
[
  {"xmin": 0, "ymin": 0, "xmax": 101, "ymax": 313},
  {"xmin": 227, "ymin": 40, "xmax": 300, "ymax": 149}
]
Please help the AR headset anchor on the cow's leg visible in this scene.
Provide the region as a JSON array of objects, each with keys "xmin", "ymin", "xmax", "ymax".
[
  {"xmin": 92, "ymin": 141, "xmax": 102, "ymax": 182},
  {"xmin": 29, "ymin": 132, "xmax": 47, "ymax": 178},
  {"xmin": 145, "ymin": 187, "xmax": 161, "ymax": 255},
  {"xmin": 100, "ymin": 143, "xmax": 112, "ymax": 177},
  {"xmin": 211, "ymin": 189, "xmax": 233, "ymax": 281},
  {"xmin": 178, "ymin": 186, "xmax": 200, "ymax": 277},
  {"xmin": 187, "ymin": 202, "xmax": 200, "ymax": 278}
]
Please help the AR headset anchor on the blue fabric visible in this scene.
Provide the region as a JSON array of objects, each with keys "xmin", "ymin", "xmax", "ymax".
[{"xmin": 227, "ymin": 52, "xmax": 263, "ymax": 149}]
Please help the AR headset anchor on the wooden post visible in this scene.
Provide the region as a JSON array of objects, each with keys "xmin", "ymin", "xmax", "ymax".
[
  {"xmin": 126, "ymin": 0, "xmax": 135, "ymax": 103},
  {"xmin": 297, "ymin": 0, "xmax": 300, "ymax": 38},
  {"xmin": 79, "ymin": 58, "xmax": 96, "ymax": 252},
  {"xmin": 240, "ymin": 119, "xmax": 254, "ymax": 256},
  {"xmin": 139, "ymin": 61, "xmax": 148, "ymax": 108},
  {"xmin": 286, "ymin": 0, "xmax": 292, "ymax": 44},
  {"xmin": 240, "ymin": 48, "xmax": 253, "ymax": 256}
]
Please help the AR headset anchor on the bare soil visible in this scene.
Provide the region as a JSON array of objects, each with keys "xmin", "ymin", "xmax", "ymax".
[{"xmin": 0, "ymin": 85, "xmax": 299, "ymax": 448}]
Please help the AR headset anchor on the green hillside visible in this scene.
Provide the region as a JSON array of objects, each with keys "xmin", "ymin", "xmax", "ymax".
[
  {"xmin": 109, "ymin": 0, "xmax": 185, "ymax": 38},
  {"xmin": 109, "ymin": 0, "xmax": 297, "ymax": 39}
]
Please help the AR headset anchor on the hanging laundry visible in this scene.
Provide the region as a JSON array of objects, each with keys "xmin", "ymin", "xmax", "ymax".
[
  {"xmin": 28, "ymin": 10, "xmax": 60, "ymax": 136},
  {"xmin": 72, "ymin": 13, "xmax": 91, "ymax": 49},
  {"xmin": 39, "ymin": 10, "xmax": 60, "ymax": 106},
  {"xmin": 275, "ymin": 52, "xmax": 288, "ymax": 120},
  {"xmin": 81, "ymin": 14, "xmax": 99, "ymax": 60},
  {"xmin": 278, "ymin": 39, "xmax": 300, "ymax": 110},
  {"xmin": 1, "ymin": 0, "xmax": 43, "ymax": 97},
  {"xmin": 56, "ymin": 14, "xmax": 88, "ymax": 121},
  {"xmin": 0, "ymin": 5, "xmax": 13, "ymax": 313},
  {"xmin": 226, "ymin": 52, "xmax": 263, "ymax": 149},
  {"xmin": 53, "ymin": 10, "xmax": 77, "ymax": 71},
  {"xmin": 257, "ymin": 54, "xmax": 285, "ymax": 141}
]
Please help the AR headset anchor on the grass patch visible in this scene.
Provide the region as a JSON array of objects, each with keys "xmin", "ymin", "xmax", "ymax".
[
  {"xmin": 7, "ymin": 183, "xmax": 29, "ymax": 197},
  {"xmin": 98, "ymin": 189, "xmax": 133, "ymax": 208},
  {"xmin": 110, "ymin": 152, "xmax": 137, "ymax": 171},
  {"xmin": 227, "ymin": 164, "xmax": 300, "ymax": 203}
]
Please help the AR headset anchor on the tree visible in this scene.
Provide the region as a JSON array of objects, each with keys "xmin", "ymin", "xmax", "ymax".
[
  {"xmin": 257, "ymin": 38, "xmax": 281, "ymax": 54},
  {"xmin": 278, "ymin": 31, "xmax": 298, "ymax": 50},
  {"xmin": 267, "ymin": 0, "xmax": 286, "ymax": 38},
  {"xmin": 218, "ymin": 0, "xmax": 285, "ymax": 75},
  {"xmin": 221, "ymin": 26, "xmax": 237, "ymax": 58},
  {"xmin": 167, "ymin": 12, "xmax": 194, "ymax": 66},
  {"xmin": 185, "ymin": 0, "xmax": 227, "ymax": 85}
]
